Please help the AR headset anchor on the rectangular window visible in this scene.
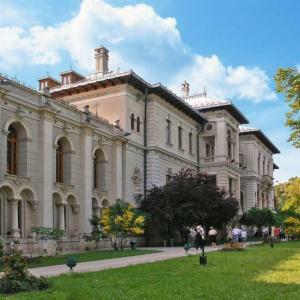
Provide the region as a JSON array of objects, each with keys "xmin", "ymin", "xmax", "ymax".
[
  {"xmin": 229, "ymin": 178, "xmax": 234, "ymax": 196},
  {"xmin": 178, "ymin": 126, "xmax": 183, "ymax": 149},
  {"xmin": 239, "ymin": 154, "xmax": 244, "ymax": 167},
  {"xmin": 205, "ymin": 136, "xmax": 215, "ymax": 158},
  {"xmin": 258, "ymin": 155, "xmax": 261, "ymax": 175},
  {"xmin": 189, "ymin": 132, "xmax": 193, "ymax": 153},
  {"xmin": 166, "ymin": 119, "xmax": 171, "ymax": 144}
]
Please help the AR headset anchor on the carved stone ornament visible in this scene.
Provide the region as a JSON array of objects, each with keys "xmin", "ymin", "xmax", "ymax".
[
  {"xmin": 16, "ymin": 106, "xmax": 25, "ymax": 120},
  {"xmin": 27, "ymin": 199, "xmax": 39, "ymax": 210},
  {"xmin": 132, "ymin": 167, "xmax": 142, "ymax": 185},
  {"xmin": 71, "ymin": 204, "xmax": 80, "ymax": 214}
]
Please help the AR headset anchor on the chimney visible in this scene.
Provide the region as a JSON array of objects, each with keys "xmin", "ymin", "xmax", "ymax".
[
  {"xmin": 95, "ymin": 46, "xmax": 109, "ymax": 74},
  {"xmin": 181, "ymin": 81, "xmax": 189, "ymax": 97}
]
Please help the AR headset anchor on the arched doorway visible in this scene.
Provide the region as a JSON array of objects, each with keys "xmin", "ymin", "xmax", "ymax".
[
  {"xmin": 0, "ymin": 185, "xmax": 17, "ymax": 238},
  {"xmin": 20, "ymin": 189, "xmax": 37, "ymax": 238},
  {"xmin": 55, "ymin": 137, "xmax": 72, "ymax": 184},
  {"xmin": 101, "ymin": 199, "xmax": 109, "ymax": 209},
  {"xmin": 93, "ymin": 149, "xmax": 106, "ymax": 190},
  {"xmin": 66, "ymin": 195, "xmax": 79, "ymax": 239}
]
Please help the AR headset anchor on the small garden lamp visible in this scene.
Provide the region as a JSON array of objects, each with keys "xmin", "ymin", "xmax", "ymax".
[{"xmin": 66, "ymin": 256, "xmax": 77, "ymax": 271}]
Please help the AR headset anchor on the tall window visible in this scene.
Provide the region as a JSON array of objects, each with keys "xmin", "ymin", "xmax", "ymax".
[
  {"xmin": 239, "ymin": 154, "xmax": 244, "ymax": 168},
  {"xmin": 166, "ymin": 119, "xmax": 171, "ymax": 144},
  {"xmin": 93, "ymin": 156, "xmax": 97, "ymax": 189},
  {"xmin": 263, "ymin": 157, "xmax": 266, "ymax": 175},
  {"xmin": 7, "ymin": 126, "xmax": 18, "ymax": 175},
  {"xmin": 227, "ymin": 130, "xmax": 232, "ymax": 159},
  {"xmin": 93, "ymin": 149, "xmax": 106, "ymax": 190},
  {"xmin": 178, "ymin": 126, "xmax": 183, "ymax": 149},
  {"xmin": 258, "ymin": 154, "xmax": 261, "ymax": 175},
  {"xmin": 56, "ymin": 140, "xmax": 64, "ymax": 183},
  {"xmin": 205, "ymin": 136, "xmax": 215, "ymax": 158},
  {"xmin": 229, "ymin": 178, "xmax": 235, "ymax": 196},
  {"xmin": 130, "ymin": 113, "xmax": 135, "ymax": 130},
  {"xmin": 189, "ymin": 132, "xmax": 193, "ymax": 153},
  {"xmin": 137, "ymin": 117, "xmax": 141, "ymax": 133}
]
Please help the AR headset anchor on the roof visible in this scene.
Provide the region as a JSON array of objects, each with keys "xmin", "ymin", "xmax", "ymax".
[
  {"xmin": 49, "ymin": 70, "xmax": 207, "ymax": 124},
  {"xmin": 184, "ymin": 95, "xmax": 249, "ymax": 124},
  {"xmin": 60, "ymin": 70, "xmax": 85, "ymax": 79},
  {"xmin": 239, "ymin": 126, "xmax": 280, "ymax": 154},
  {"xmin": 273, "ymin": 162, "xmax": 279, "ymax": 170},
  {"xmin": 38, "ymin": 76, "xmax": 61, "ymax": 85}
]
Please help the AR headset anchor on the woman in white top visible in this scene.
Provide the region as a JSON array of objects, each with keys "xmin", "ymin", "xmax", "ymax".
[{"xmin": 208, "ymin": 226, "xmax": 217, "ymax": 246}]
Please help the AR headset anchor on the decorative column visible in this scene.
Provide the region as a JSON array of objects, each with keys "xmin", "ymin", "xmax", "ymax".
[
  {"xmin": 58, "ymin": 204, "xmax": 65, "ymax": 231},
  {"xmin": 9, "ymin": 198, "xmax": 20, "ymax": 238}
]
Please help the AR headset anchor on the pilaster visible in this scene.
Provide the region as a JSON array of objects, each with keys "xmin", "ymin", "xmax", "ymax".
[
  {"xmin": 80, "ymin": 125, "xmax": 93, "ymax": 233},
  {"xmin": 38, "ymin": 109, "xmax": 54, "ymax": 227}
]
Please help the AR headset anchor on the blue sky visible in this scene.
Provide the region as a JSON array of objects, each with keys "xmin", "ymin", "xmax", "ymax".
[{"xmin": 0, "ymin": 0, "xmax": 299, "ymax": 182}]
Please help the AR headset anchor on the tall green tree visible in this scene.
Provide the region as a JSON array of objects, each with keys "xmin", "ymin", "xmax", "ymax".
[
  {"xmin": 274, "ymin": 177, "xmax": 300, "ymax": 238},
  {"xmin": 240, "ymin": 208, "xmax": 276, "ymax": 229},
  {"xmin": 274, "ymin": 68, "xmax": 300, "ymax": 148}
]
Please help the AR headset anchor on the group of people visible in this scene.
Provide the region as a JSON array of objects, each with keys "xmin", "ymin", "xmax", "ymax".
[
  {"xmin": 187, "ymin": 225, "xmax": 219, "ymax": 249},
  {"xmin": 187, "ymin": 224, "xmax": 249, "ymax": 250},
  {"xmin": 230, "ymin": 226, "xmax": 247, "ymax": 243}
]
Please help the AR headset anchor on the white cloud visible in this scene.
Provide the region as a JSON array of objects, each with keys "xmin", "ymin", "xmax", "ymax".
[
  {"xmin": 0, "ymin": 0, "xmax": 182, "ymax": 73},
  {"xmin": 0, "ymin": 0, "xmax": 276, "ymax": 102},
  {"xmin": 170, "ymin": 54, "xmax": 277, "ymax": 102}
]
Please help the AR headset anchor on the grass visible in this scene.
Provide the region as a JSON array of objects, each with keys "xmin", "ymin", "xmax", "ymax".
[
  {"xmin": 0, "ymin": 249, "xmax": 159, "ymax": 271},
  {"xmin": 3, "ymin": 241, "xmax": 300, "ymax": 300}
]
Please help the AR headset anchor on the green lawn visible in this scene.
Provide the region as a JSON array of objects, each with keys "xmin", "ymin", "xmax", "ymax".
[
  {"xmin": 0, "ymin": 249, "xmax": 159, "ymax": 271},
  {"xmin": 4, "ymin": 242, "xmax": 300, "ymax": 300}
]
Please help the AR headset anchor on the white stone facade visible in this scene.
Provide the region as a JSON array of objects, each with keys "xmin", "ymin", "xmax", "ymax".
[{"xmin": 0, "ymin": 47, "xmax": 279, "ymax": 249}]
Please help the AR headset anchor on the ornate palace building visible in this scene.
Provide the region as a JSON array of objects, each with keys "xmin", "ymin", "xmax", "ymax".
[{"xmin": 0, "ymin": 47, "xmax": 279, "ymax": 250}]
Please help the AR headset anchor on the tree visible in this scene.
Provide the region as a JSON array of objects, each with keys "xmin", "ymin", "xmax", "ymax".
[
  {"xmin": 240, "ymin": 208, "xmax": 276, "ymax": 229},
  {"xmin": 100, "ymin": 199, "xmax": 145, "ymax": 250},
  {"xmin": 137, "ymin": 169, "xmax": 239, "ymax": 242},
  {"xmin": 275, "ymin": 177, "xmax": 299, "ymax": 210},
  {"xmin": 280, "ymin": 177, "xmax": 300, "ymax": 237},
  {"xmin": 274, "ymin": 68, "xmax": 300, "ymax": 148}
]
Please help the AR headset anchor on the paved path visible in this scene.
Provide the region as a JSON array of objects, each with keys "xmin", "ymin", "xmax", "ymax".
[
  {"xmin": 29, "ymin": 246, "xmax": 222, "ymax": 277},
  {"xmin": 0, "ymin": 241, "xmax": 260, "ymax": 278}
]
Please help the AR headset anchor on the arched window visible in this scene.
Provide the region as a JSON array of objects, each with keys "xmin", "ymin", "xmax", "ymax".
[
  {"xmin": 130, "ymin": 113, "xmax": 135, "ymax": 130},
  {"xmin": 56, "ymin": 140, "xmax": 64, "ymax": 183},
  {"xmin": 7, "ymin": 126, "xmax": 18, "ymax": 175},
  {"xmin": 137, "ymin": 117, "xmax": 141, "ymax": 132}
]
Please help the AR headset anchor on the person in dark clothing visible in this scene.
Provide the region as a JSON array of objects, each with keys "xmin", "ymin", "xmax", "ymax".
[{"xmin": 195, "ymin": 231, "xmax": 203, "ymax": 250}]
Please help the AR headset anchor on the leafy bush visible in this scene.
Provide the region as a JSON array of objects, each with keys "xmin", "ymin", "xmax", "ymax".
[
  {"xmin": 32, "ymin": 227, "xmax": 64, "ymax": 240},
  {"xmin": 0, "ymin": 248, "xmax": 50, "ymax": 294},
  {"xmin": 100, "ymin": 199, "xmax": 145, "ymax": 250}
]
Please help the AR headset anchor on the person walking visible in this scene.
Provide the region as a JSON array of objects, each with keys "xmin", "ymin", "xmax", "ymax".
[
  {"xmin": 232, "ymin": 226, "xmax": 241, "ymax": 242},
  {"xmin": 208, "ymin": 226, "xmax": 217, "ymax": 247},
  {"xmin": 241, "ymin": 228, "xmax": 247, "ymax": 246}
]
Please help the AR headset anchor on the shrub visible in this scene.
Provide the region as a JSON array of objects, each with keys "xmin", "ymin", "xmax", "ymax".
[
  {"xmin": 0, "ymin": 247, "xmax": 50, "ymax": 294},
  {"xmin": 222, "ymin": 242, "xmax": 244, "ymax": 251}
]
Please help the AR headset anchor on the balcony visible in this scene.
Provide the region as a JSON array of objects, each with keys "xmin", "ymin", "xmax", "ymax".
[{"xmin": 262, "ymin": 174, "xmax": 273, "ymax": 184}]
